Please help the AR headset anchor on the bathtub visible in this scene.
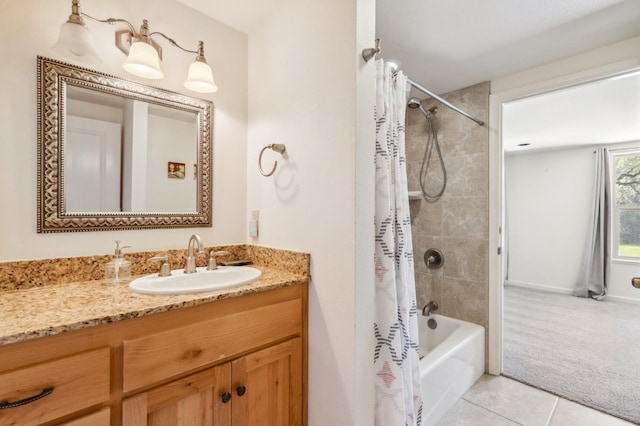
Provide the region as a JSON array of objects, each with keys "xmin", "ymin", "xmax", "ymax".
[{"xmin": 418, "ymin": 314, "xmax": 485, "ymax": 425}]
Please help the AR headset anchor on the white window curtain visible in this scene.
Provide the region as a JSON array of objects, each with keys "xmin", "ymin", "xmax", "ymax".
[
  {"xmin": 574, "ymin": 147, "xmax": 609, "ymax": 300},
  {"xmin": 373, "ymin": 59, "xmax": 423, "ymax": 426}
]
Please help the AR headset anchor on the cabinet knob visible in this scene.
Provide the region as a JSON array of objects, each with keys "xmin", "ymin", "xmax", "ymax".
[
  {"xmin": 236, "ymin": 385, "xmax": 246, "ymax": 396},
  {"xmin": 221, "ymin": 392, "xmax": 232, "ymax": 403}
]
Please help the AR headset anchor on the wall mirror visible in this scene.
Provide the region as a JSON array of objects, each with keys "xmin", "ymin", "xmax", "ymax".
[{"xmin": 37, "ymin": 56, "xmax": 213, "ymax": 232}]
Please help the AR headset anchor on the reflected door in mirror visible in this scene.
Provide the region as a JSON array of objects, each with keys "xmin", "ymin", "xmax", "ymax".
[{"xmin": 66, "ymin": 116, "xmax": 122, "ymax": 212}]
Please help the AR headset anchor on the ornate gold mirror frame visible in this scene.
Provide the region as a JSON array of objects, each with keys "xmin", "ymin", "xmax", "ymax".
[{"xmin": 37, "ymin": 56, "xmax": 213, "ymax": 232}]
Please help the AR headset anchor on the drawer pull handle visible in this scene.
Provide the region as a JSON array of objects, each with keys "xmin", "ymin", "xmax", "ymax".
[
  {"xmin": 221, "ymin": 392, "xmax": 232, "ymax": 403},
  {"xmin": 236, "ymin": 386, "xmax": 246, "ymax": 396},
  {"xmin": 0, "ymin": 387, "xmax": 54, "ymax": 409}
]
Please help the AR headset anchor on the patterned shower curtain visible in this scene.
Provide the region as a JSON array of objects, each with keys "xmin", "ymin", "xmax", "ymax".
[{"xmin": 374, "ymin": 59, "xmax": 423, "ymax": 426}]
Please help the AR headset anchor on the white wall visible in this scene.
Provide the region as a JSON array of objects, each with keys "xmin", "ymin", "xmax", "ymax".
[
  {"xmin": 0, "ymin": 0, "xmax": 247, "ymax": 261},
  {"xmin": 505, "ymin": 148, "xmax": 594, "ymax": 292},
  {"xmin": 246, "ymin": 0, "xmax": 375, "ymax": 424},
  {"xmin": 506, "ymin": 145, "xmax": 640, "ymax": 302}
]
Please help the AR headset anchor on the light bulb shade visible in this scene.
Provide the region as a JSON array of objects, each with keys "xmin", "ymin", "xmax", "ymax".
[
  {"xmin": 122, "ymin": 41, "xmax": 164, "ymax": 79},
  {"xmin": 184, "ymin": 60, "xmax": 218, "ymax": 93},
  {"xmin": 51, "ymin": 21, "xmax": 102, "ymax": 64}
]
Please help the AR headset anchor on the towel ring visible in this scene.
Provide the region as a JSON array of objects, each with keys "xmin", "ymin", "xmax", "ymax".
[{"xmin": 258, "ymin": 143, "xmax": 286, "ymax": 177}]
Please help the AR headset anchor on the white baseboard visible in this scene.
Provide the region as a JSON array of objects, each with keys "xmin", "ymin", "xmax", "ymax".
[
  {"xmin": 506, "ymin": 280, "xmax": 640, "ymax": 305},
  {"xmin": 505, "ymin": 280, "xmax": 572, "ymax": 295},
  {"xmin": 606, "ymin": 294, "xmax": 640, "ymax": 305}
]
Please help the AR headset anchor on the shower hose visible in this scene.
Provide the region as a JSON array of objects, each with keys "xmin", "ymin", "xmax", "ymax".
[{"xmin": 419, "ymin": 113, "xmax": 447, "ymax": 201}]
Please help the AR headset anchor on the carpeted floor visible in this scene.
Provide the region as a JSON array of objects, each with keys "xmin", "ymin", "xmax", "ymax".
[{"xmin": 503, "ymin": 285, "xmax": 640, "ymax": 424}]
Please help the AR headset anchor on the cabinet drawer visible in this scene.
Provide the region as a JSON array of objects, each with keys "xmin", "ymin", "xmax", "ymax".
[
  {"xmin": 0, "ymin": 347, "xmax": 110, "ymax": 425},
  {"xmin": 123, "ymin": 298, "xmax": 301, "ymax": 393},
  {"xmin": 59, "ymin": 407, "xmax": 111, "ymax": 426}
]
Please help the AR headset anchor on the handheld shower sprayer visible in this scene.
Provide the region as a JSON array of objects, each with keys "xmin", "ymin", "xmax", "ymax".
[
  {"xmin": 408, "ymin": 97, "xmax": 438, "ymax": 117},
  {"xmin": 407, "ymin": 97, "xmax": 446, "ymax": 202},
  {"xmin": 407, "ymin": 97, "xmax": 421, "ymax": 109}
]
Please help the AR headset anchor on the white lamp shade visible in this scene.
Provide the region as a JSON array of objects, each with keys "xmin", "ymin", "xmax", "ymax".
[
  {"xmin": 184, "ymin": 60, "xmax": 218, "ymax": 93},
  {"xmin": 51, "ymin": 21, "xmax": 102, "ymax": 64},
  {"xmin": 122, "ymin": 41, "xmax": 164, "ymax": 79}
]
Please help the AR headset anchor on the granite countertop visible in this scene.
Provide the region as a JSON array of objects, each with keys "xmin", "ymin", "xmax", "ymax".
[{"xmin": 0, "ymin": 265, "xmax": 307, "ymax": 346}]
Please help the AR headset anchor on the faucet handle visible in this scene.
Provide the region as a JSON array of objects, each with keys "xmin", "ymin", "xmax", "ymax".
[
  {"xmin": 207, "ymin": 250, "xmax": 229, "ymax": 270},
  {"xmin": 148, "ymin": 255, "xmax": 171, "ymax": 277}
]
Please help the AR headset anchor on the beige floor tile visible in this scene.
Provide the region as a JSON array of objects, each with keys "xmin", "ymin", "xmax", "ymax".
[
  {"xmin": 436, "ymin": 399, "xmax": 519, "ymax": 426},
  {"xmin": 549, "ymin": 398, "xmax": 637, "ymax": 426},
  {"xmin": 461, "ymin": 375, "xmax": 557, "ymax": 426}
]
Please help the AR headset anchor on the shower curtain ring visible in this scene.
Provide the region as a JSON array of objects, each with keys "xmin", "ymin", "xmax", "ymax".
[{"xmin": 258, "ymin": 143, "xmax": 287, "ymax": 177}]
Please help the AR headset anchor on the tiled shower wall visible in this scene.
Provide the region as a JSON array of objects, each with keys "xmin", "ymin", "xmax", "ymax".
[{"xmin": 407, "ymin": 82, "xmax": 490, "ymax": 329}]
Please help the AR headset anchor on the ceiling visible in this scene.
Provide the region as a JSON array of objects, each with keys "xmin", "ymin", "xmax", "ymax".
[
  {"xmin": 176, "ymin": 0, "xmax": 282, "ymax": 33},
  {"xmin": 376, "ymin": 0, "xmax": 640, "ymax": 95},
  {"xmin": 179, "ymin": 0, "xmax": 640, "ymax": 152},
  {"xmin": 503, "ymin": 71, "xmax": 640, "ymax": 153}
]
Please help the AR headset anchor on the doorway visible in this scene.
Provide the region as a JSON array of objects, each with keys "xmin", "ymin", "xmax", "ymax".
[{"xmin": 488, "ymin": 65, "xmax": 640, "ymax": 422}]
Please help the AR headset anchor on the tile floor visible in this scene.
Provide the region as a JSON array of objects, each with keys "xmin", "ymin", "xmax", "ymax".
[{"xmin": 437, "ymin": 375, "xmax": 636, "ymax": 426}]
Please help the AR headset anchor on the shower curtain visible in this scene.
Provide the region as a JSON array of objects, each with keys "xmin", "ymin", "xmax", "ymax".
[
  {"xmin": 373, "ymin": 59, "xmax": 423, "ymax": 426},
  {"xmin": 574, "ymin": 147, "xmax": 609, "ymax": 300}
]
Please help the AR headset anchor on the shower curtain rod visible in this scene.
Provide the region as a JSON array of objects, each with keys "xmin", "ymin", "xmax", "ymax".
[
  {"xmin": 407, "ymin": 78, "xmax": 485, "ymax": 126},
  {"xmin": 360, "ymin": 38, "xmax": 484, "ymax": 125}
]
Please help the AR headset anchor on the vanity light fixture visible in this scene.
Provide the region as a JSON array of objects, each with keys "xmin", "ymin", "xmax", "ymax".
[{"xmin": 52, "ymin": 0, "xmax": 218, "ymax": 93}]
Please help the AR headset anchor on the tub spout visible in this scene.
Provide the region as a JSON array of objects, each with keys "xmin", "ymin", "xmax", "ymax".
[{"xmin": 422, "ymin": 301, "xmax": 439, "ymax": 317}]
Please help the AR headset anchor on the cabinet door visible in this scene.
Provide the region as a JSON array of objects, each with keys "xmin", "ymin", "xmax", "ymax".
[
  {"xmin": 231, "ymin": 338, "xmax": 302, "ymax": 426},
  {"xmin": 122, "ymin": 363, "xmax": 231, "ymax": 426}
]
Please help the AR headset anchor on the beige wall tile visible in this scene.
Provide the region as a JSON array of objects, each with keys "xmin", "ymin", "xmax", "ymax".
[
  {"xmin": 406, "ymin": 81, "xmax": 490, "ymax": 335},
  {"xmin": 415, "ymin": 272, "xmax": 442, "ymax": 311},
  {"xmin": 441, "ymin": 238, "xmax": 488, "ymax": 283},
  {"xmin": 446, "ymin": 153, "xmax": 489, "ymax": 198},
  {"xmin": 441, "ymin": 277, "xmax": 488, "ymax": 327},
  {"xmin": 410, "ymin": 198, "xmax": 443, "ymax": 236},
  {"xmin": 442, "ymin": 196, "xmax": 488, "ymax": 239}
]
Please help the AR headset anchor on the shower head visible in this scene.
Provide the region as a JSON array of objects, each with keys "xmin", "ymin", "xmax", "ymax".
[
  {"xmin": 408, "ymin": 97, "xmax": 421, "ymax": 109},
  {"xmin": 407, "ymin": 98, "xmax": 438, "ymax": 117}
]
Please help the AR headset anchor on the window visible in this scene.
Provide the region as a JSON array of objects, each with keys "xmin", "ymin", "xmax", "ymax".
[{"xmin": 612, "ymin": 150, "xmax": 640, "ymax": 261}]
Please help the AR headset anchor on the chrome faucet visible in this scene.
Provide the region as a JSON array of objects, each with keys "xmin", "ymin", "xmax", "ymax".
[
  {"xmin": 422, "ymin": 301, "xmax": 439, "ymax": 317},
  {"xmin": 184, "ymin": 234, "xmax": 204, "ymax": 274}
]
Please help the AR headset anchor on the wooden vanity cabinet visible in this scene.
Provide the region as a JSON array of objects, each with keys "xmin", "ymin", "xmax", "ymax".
[
  {"xmin": 122, "ymin": 338, "xmax": 301, "ymax": 426},
  {"xmin": 0, "ymin": 284, "xmax": 307, "ymax": 426}
]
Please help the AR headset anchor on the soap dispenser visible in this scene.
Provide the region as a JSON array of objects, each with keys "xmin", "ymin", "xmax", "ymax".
[{"xmin": 105, "ymin": 240, "xmax": 132, "ymax": 285}]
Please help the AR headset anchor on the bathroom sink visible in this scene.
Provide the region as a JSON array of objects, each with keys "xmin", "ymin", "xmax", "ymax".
[{"xmin": 129, "ymin": 266, "xmax": 262, "ymax": 295}]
